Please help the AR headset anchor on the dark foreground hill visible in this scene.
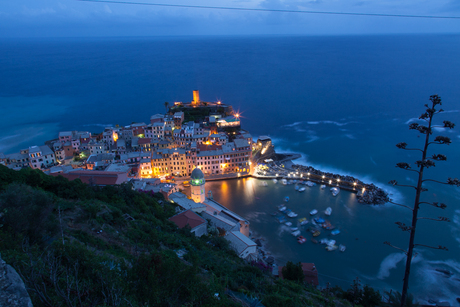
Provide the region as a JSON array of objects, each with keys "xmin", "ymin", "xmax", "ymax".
[{"xmin": 0, "ymin": 165, "xmax": 395, "ymax": 306}]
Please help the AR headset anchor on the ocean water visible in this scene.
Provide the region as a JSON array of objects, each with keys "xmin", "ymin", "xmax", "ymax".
[{"xmin": 1, "ymin": 35, "xmax": 460, "ymax": 304}]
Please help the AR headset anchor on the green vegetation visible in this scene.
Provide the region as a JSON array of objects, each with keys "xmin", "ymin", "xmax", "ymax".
[{"xmin": 0, "ymin": 165, "xmax": 391, "ymax": 306}]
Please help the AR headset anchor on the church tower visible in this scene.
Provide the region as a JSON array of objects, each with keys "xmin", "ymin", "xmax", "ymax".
[{"xmin": 190, "ymin": 167, "xmax": 205, "ymax": 203}]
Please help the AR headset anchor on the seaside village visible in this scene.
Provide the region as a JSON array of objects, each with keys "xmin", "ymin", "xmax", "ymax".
[{"xmin": 1, "ymin": 91, "xmax": 322, "ymax": 282}]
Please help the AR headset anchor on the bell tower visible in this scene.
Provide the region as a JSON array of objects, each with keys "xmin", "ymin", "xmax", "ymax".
[{"xmin": 190, "ymin": 167, "xmax": 205, "ymax": 203}]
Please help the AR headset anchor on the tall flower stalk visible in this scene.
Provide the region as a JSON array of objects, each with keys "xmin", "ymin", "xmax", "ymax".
[{"xmin": 384, "ymin": 95, "xmax": 460, "ymax": 306}]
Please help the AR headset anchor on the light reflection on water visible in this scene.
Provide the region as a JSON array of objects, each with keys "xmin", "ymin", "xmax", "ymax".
[{"xmin": 204, "ymin": 177, "xmax": 460, "ymax": 303}]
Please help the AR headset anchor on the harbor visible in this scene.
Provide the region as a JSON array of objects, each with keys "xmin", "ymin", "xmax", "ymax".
[{"xmin": 252, "ymin": 159, "xmax": 389, "ymax": 205}]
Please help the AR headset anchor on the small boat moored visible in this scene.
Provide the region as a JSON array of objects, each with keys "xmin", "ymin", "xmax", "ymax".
[
  {"xmin": 339, "ymin": 244, "xmax": 346, "ymax": 252},
  {"xmin": 324, "ymin": 207, "xmax": 332, "ymax": 216},
  {"xmin": 331, "ymin": 229, "xmax": 341, "ymax": 236},
  {"xmin": 285, "ymin": 222, "xmax": 292, "ymax": 227},
  {"xmin": 287, "ymin": 211, "xmax": 298, "ymax": 218},
  {"xmin": 273, "ymin": 179, "xmax": 278, "ymax": 184},
  {"xmin": 297, "ymin": 236, "xmax": 307, "ymax": 244},
  {"xmin": 278, "ymin": 204, "xmax": 287, "ymax": 212},
  {"xmin": 298, "ymin": 187, "xmax": 306, "ymax": 192},
  {"xmin": 284, "ymin": 196, "xmax": 290, "ymax": 202},
  {"xmin": 291, "ymin": 230, "xmax": 301, "ymax": 236},
  {"xmin": 330, "ymin": 187, "xmax": 340, "ymax": 197},
  {"xmin": 310, "ymin": 209, "xmax": 318, "ymax": 216}
]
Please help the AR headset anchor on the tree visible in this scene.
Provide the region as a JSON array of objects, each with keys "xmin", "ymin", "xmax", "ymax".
[
  {"xmin": 281, "ymin": 261, "xmax": 304, "ymax": 282},
  {"xmin": 385, "ymin": 95, "xmax": 459, "ymax": 306},
  {"xmin": 164, "ymin": 101, "xmax": 169, "ymax": 112}
]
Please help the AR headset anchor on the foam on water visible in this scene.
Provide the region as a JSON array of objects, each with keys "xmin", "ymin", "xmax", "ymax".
[
  {"xmin": 377, "ymin": 252, "xmax": 406, "ymax": 280},
  {"xmin": 271, "ymin": 138, "xmax": 405, "ymax": 205}
]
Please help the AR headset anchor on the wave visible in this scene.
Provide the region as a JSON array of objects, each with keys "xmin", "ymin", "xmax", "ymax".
[
  {"xmin": 413, "ymin": 259, "xmax": 460, "ymax": 305},
  {"xmin": 404, "ymin": 118, "xmax": 424, "ymax": 125},
  {"xmin": 344, "ymin": 134, "xmax": 356, "ymax": 140},
  {"xmin": 83, "ymin": 123, "xmax": 114, "ymax": 128},
  {"xmin": 377, "ymin": 252, "xmax": 406, "ymax": 279},
  {"xmin": 306, "ymin": 120, "xmax": 353, "ymax": 126},
  {"xmin": 282, "ymin": 121, "xmax": 303, "ymax": 128},
  {"xmin": 271, "ymin": 139, "xmax": 405, "ymax": 205}
]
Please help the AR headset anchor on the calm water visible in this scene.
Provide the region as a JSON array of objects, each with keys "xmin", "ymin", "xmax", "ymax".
[{"xmin": 1, "ymin": 35, "xmax": 460, "ymax": 304}]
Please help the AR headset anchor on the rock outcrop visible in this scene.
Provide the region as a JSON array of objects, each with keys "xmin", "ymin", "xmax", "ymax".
[{"xmin": 0, "ymin": 256, "xmax": 33, "ymax": 307}]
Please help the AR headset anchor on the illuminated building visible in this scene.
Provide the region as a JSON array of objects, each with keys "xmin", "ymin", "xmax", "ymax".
[{"xmin": 190, "ymin": 167, "xmax": 206, "ymax": 203}]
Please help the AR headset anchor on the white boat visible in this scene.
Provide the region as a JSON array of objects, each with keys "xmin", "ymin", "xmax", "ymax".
[
  {"xmin": 278, "ymin": 204, "xmax": 287, "ymax": 212},
  {"xmin": 291, "ymin": 230, "xmax": 301, "ymax": 236},
  {"xmin": 285, "ymin": 222, "xmax": 292, "ymax": 227},
  {"xmin": 309, "ymin": 209, "xmax": 318, "ymax": 216},
  {"xmin": 330, "ymin": 187, "xmax": 340, "ymax": 196},
  {"xmin": 298, "ymin": 187, "xmax": 306, "ymax": 192},
  {"xmin": 287, "ymin": 212, "xmax": 298, "ymax": 218},
  {"xmin": 306, "ymin": 181, "xmax": 315, "ymax": 187},
  {"xmin": 321, "ymin": 185, "xmax": 326, "ymax": 190},
  {"xmin": 273, "ymin": 179, "xmax": 278, "ymax": 184},
  {"xmin": 281, "ymin": 179, "xmax": 287, "ymax": 185},
  {"xmin": 290, "ymin": 227, "xmax": 299, "ymax": 231},
  {"xmin": 326, "ymin": 245, "xmax": 338, "ymax": 251},
  {"xmin": 339, "ymin": 244, "xmax": 346, "ymax": 252},
  {"xmin": 324, "ymin": 207, "xmax": 332, "ymax": 216}
]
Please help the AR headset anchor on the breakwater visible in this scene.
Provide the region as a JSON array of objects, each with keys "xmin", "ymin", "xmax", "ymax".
[{"xmin": 252, "ymin": 158, "xmax": 389, "ymax": 205}]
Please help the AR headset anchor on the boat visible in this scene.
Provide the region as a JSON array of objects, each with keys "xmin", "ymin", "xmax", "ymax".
[
  {"xmin": 324, "ymin": 207, "xmax": 332, "ymax": 216},
  {"xmin": 314, "ymin": 217, "xmax": 325, "ymax": 224},
  {"xmin": 309, "ymin": 209, "xmax": 318, "ymax": 216},
  {"xmin": 298, "ymin": 187, "xmax": 306, "ymax": 192},
  {"xmin": 305, "ymin": 181, "xmax": 315, "ymax": 187},
  {"xmin": 298, "ymin": 217, "xmax": 309, "ymax": 225},
  {"xmin": 291, "ymin": 230, "xmax": 301, "ymax": 236},
  {"xmin": 295, "ymin": 185, "xmax": 299, "ymax": 191},
  {"xmin": 321, "ymin": 185, "xmax": 326, "ymax": 190},
  {"xmin": 290, "ymin": 227, "xmax": 299, "ymax": 231},
  {"xmin": 261, "ymin": 181, "xmax": 268, "ymax": 187},
  {"xmin": 339, "ymin": 244, "xmax": 346, "ymax": 252},
  {"xmin": 322, "ymin": 220, "xmax": 334, "ymax": 230},
  {"xmin": 285, "ymin": 209, "xmax": 292, "ymax": 215},
  {"xmin": 285, "ymin": 222, "xmax": 292, "ymax": 227},
  {"xmin": 287, "ymin": 211, "xmax": 298, "ymax": 218},
  {"xmin": 320, "ymin": 239, "xmax": 336, "ymax": 246},
  {"xmin": 312, "ymin": 230, "xmax": 321, "ymax": 237},
  {"xmin": 284, "ymin": 196, "xmax": 290, "ymax": 202},
  {"xmin": 278, "ymin": 204, "xmax": 287, "ymax": 212},
  {"xmin": 330, "ymin": 187, "xmax": 340, "ymax": 196},
  {"xmin": 276, "ymin": 216, "xmax": 287, "ymax": 224},
  {"xmin": 331, "ymin": 229, "xmax": 341, "ymax": 236},
  {"xmin": 297, "ymin": 236, "xmax": 307, "ymax": 244},
  {"xmin": 326, "ymin": 245, "xmax": 338, "ymax": 251},
  {"xmin": 281, "ymin": 179, "xmax": 287, "ymax": 185},
  {"xmin": 273, "ymin": 179, "xmax": 278, "ymax": 184}
]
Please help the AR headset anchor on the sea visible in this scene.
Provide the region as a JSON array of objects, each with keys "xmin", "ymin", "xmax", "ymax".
[{"xmin": 1, "ymin": 35, "xmax": 460, "ymax": 304}]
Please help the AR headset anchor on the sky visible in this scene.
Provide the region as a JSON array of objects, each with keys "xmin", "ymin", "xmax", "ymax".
[{"xmin": 1, "ymin": 0, "xmax": 460, "ymax": 37}]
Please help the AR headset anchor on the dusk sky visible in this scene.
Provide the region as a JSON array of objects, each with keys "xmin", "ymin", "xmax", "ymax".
[{"xmin": 2, "ymin": 0, "xmax": 460, "ymax": 37}]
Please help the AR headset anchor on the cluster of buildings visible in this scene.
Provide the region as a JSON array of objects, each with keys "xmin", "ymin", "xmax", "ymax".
[
  {"xmin": 0, "ymin": 91, "xmax": 259, "ymax": 259},
  {"xmin": 1, "ymin": 91, "xmax": 253, "ymax": 181},
  {"xmin": 168, "ymin": 168, "xmax": 257, "ymax": 260}
]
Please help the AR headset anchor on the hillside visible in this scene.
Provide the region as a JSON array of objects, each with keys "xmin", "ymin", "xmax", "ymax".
[{"xmin": 0, "ymin": 165, "xmax": 388, "ymax": 307}]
